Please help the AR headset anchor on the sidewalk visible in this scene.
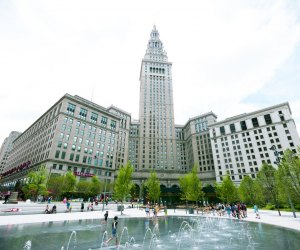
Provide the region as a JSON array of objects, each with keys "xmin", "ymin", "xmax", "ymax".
[{"xmin": 0, "ymin": 202, "xmax": 299, "ymax": 232}]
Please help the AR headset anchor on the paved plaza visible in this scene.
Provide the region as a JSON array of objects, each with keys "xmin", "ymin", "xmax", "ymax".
[{"xmin": 0, "ymin": 202, "xmax": 299, "ymax": 232}]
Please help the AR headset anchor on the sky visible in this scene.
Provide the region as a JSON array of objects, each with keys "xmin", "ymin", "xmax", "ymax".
[{"xmin": 0, "ymin": 0, "xmax": 300, "ymax": 144}]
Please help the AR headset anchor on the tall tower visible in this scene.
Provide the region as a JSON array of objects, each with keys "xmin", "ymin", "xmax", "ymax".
[{"xmin": 138, "ymin": 26, "xmax": 178, "ymax": 172}]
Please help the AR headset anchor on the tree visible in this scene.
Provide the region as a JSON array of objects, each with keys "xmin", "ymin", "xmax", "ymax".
[
  {"xmin": 187, "ymin": 167, "xmax": 204, "ymax": 206},
  {"xmin": 90, "ymin": 176, "xmax": 101, "ymax": 197},
  {"xmin": 63, "ymin": 171, "xmax": 77, "ymax": 193},
  {"xmin": 22, "ymin": 166, "xmax": 49, "ymax": 201},
  {"xmin": 76, "ymin": 180, "xmax": 91, "ymax": 193},
  {"xmin": 47, "ymin": 175, "xmax": 65, "ymax": 200},
  {"xmin": 256, "ymin": 163, "xmax": 281, "ymax": 216},
  {"xmin": 238, "ymin": 175, "xmax": 264, "ymax": 206},
  {"xmin": 179, "ymin": 166, "xmax": 204, "ymax": 207},
  {"xmin": 277, "ymin": 149, "xmax": 300, "ymax": 205},
  {"xmin": 113, "ymin": 161, "xmax": 134, "ymax": 213},
  {"xmin": 145, "ymin": 171, "xmax": 161, "ymax": 204},
  {"xmin": 179, "ymin": 174, "xmax": 189, "ymax": 202},
  {"xmin": 215, "ymin": 175, "xmax": 238, "ymax": 204}
]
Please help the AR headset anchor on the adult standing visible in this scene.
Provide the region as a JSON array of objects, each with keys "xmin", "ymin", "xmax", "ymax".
[{"xmin": 66, "ymin": 199, "xmax": 71, "ymax": 212}]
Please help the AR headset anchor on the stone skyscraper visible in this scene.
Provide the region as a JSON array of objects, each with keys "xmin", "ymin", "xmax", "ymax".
[{"xmin": 138, "ymin": 26, "xmax": 178, "ymax": 172}]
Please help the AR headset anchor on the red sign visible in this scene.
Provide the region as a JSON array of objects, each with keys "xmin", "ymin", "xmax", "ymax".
[
  {"xmin": 73, "ymin": 172, "xmax": 94, "ymax": 177},
  {"xmin": 2, "ymin": 161, "xmax": 31, "ymax": 177}
]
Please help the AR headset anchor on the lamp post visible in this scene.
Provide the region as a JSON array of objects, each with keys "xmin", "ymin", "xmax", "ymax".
[
  {"xmin": 102, "ymin": 172, "xmax": 108, "ymax": 212},
  {"xmin": 270, "ymin": 145, "xmax": 296, "ymax": 218}
]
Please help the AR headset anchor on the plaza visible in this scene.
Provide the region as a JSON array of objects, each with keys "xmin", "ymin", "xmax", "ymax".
[{"xmin": 1, "ymin": 1, "xmax": 300, "ymax": 249}]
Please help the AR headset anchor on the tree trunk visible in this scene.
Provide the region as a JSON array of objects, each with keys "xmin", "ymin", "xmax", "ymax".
[{"xmin": 275, "ymin": 201, "xmax": 281, "ymax": 216}]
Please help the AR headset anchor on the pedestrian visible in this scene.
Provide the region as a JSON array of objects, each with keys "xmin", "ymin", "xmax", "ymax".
[
  {"xmin": 63, "ymin": 197, "xmax": 67, "ymax": 204},
  {"xmin": 81, "ymin": 202, "xmax": 84, "ymax": 212},
  {"xmin": 225, "ymin": 204, "xmax": 231, "ymax": 217},
  {"xmin": 44, "ymin": 205, "xmax": 50, "ymax": 214},
  {"xmin": 104, "ymin": 211, "xmax": 109, "ymax": 224},
  {"xmin": 105, "ymin": 216, "xmax": 118, "ymax": 247},
  {"xmin": 164, "ymin": 205, "xmax": 167, "ymax": 216},
  {"xmin": 4, "ymin": 194, "xmax": 9, "ymax": 204},
  {"xmin": 51, "ymin": 205, "xmax": 57, "ymax": 214},
  {"xmin": 145, "ymin": 203, "xmax": 150, "ymax": 217},
  {"xmin": 254, "ymin": 204, "xmax": 260, "ymax": 219},
  {"xmin": 66, "ymin": 199, "xmax": 71, "ymax": 212}
]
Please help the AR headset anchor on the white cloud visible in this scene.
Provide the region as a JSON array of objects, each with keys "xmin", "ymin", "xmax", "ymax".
[{"xmin": 0, "ymin": 0, "xmax": 300, "ymax": 144}]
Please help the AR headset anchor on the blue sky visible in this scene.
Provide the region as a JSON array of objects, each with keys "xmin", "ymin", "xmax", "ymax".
[{"xmin": 0, "ymin": 0, "xmax": 300, "ymax": 145}]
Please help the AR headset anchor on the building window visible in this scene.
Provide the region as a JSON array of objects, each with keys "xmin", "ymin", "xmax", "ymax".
[
  {"xmin": 61, "ymin": 151, "xmax": 66, "ymax": 159},
  {"xmin": 264, "ymin": 114, "xmax": 272, "ymax": 125},
  {"xmin": 69, "ymin": 153, "xmax": 74, "ymax": 161},
  {"xmin": 240, "ymin": 121, "xmax": 247, "ymax": 131},
  {"xmin": 75, "ymin": 154, "xmax": 80, "ymax": 162},
  {"xmin": 91, "ymin": 112, "xmax": 98, "ymax": 123},
  {"xmin": 55, "ymin": 150, "xmax": 60, "ymax": 158},
  {"xmin": 229, "ymin": 124, "xmax": 236, "ymax": 133},
  {"xmin": 220, "ymin": 126, "xmax": 225, "ymax": 135},
  {"xmin": 101, "ymin": 116, "xmax": 108, "ymax": 126},
  {"xmin": 67, "ymin": 103, "xmax": 76, "ymax": 115},
  {"xmin": 252, "ymin": 118, "xmax": 259, "ymax": 128},
  {"xmin": 78, "ymin": 108, "xmax": 87, "ymax": 120},
  {"xmin": 111, "ymin": 120, "xmax": 116, "ymax": 130}
]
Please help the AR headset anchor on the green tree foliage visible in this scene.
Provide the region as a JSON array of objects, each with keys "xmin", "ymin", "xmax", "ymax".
[
  {"xmin": 179, "ymin": 174, "xmax": 189, "ymax": 202},
  {"xmin": 215, "ymin": 175, "xmax": 239, "ymax": 204},
  {"xmin": 256, "ymin": 163, "xmax": 281, "ymax": 215},
  {"xmin": 277, "ymin": 148, "xmax": 300, "ymax": 206},
  {"xmin": 130, "ymin": 184, "xmax": 140, "ymax": 200},
  {"xmin": 188, "ymin": 167, "xmax": 204, "ymax": 205},
  {"xmin": 63, "ymin": 171, "xmax": 77, "ymax": 192},
  {"xmin": 76, "ymin": 180, "xmax": 91, "ymax": 194},
  {"xmin": 145, "ymin": 171, "xmax": 161, "ymax": 203},
  {"xmin": 238, "ymin": 175, "xmax": 264, "ymax": 206},
  {"xmin": 47, "ymin": 175, "xmax": 65, "ymax": 200},
  {"xmin": 90, "ymin": 176, "xmax": 101, "ymax": 196},
  {"xmin": 113, "ymin": 161, "xmax": 134, "ymax": 202},
  {"xmin": 22, "ymin": 166, "xmax": 49, "ymax": 201},
  {"xmin": 179, "ymin": 166, "xmax": 204, "ymax": 205}
]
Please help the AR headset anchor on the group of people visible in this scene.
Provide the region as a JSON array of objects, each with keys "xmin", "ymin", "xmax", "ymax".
[
  {"xmin": 44, "ymin": 204, "xmax": 56, "ymax": 214},
  {"xmin": 203, "ymin": 202, "xmax": 260, "ymax": 219},
  {"xmin": 145, "ymin": 202, "xmax": 167, "ymax": 218}
]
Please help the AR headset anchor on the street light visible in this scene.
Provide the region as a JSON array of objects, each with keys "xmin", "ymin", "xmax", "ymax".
[
  {"xmin": 269, "ymin": 145, "xmax": 296, "ymax": 218},
  {"xmin": 102, "ymin": 171, "xmax": 108, "ymax": 212}
]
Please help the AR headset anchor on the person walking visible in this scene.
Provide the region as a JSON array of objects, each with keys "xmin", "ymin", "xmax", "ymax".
[
  {"xmin": 66, "ymin": 199, "xmax": 71, "ymax": 212},
  {"xmin": 145, "ymin": 203, "xmax": 150, "ymax": 217},
  {"xmin": 105, "ymin": 216, "xmax": 118, "ymax": 247},
  {"xmin": 104, "ymin": 211, "xmax": 109, "ymax": 224},
  {"xmin": 254, "ymin": 204, "xmax": 260, "ymax": 219}
]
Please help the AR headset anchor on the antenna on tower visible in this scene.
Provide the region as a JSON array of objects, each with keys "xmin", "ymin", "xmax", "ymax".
[{"xmin": 91, "ymin": 85, "xmax": 95, "ymax": 102}]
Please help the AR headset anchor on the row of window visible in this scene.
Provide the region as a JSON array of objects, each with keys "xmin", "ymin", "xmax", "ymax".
[
  {"xmin": 218, "ymin": 114, "xmax": 275, "ymax": 136},
  {"xmin": 66, "ymin": 103, "xmax": 117, "ymax": 130}
]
